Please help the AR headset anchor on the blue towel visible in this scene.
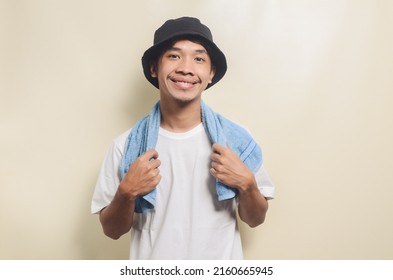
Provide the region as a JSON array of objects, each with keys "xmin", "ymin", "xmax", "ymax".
[{"xmin": 120, "ymin": 101, "xmax": 263, "ymax": 213}]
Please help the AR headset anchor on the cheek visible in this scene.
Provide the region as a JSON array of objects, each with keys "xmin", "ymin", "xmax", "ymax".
[
  {"xmin": 157, "ymin": 63, "xmax": 175, "ymax": 78},
  {"xmin": 204, "ymin": 70, "xmax": 215, "ymax": 83},
  {"xmin": 203, "ymin": 65, "xmax": 215, "ymax": 82}
]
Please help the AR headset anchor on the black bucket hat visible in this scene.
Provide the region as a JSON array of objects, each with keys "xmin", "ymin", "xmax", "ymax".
[{"xmin": 141, "ymin": 17, "xmax": 227, "ymax": 90}]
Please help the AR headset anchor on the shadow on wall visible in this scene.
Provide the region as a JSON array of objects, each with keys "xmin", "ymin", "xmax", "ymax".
[{"xmin": 74, "ymin": 77, "xmax": 159, "ymax": 260}]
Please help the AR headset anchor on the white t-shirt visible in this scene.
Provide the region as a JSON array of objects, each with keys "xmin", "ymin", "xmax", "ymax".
[{"xmin": 91, "ymin": 123, "xmax": 275, "ymax": 259}]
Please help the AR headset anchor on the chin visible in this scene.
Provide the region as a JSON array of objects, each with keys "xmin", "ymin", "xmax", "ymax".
[{"xmin": 173, "ymin": 96, "xmax": 197, "ymax": 105}]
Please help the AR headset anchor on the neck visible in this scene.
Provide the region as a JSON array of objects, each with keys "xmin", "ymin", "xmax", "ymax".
[{"xmin": 159, "ymin": 99, "xmax": 202, "ymax": 132}]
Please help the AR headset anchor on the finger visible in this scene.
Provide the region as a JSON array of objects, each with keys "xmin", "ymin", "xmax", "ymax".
[
  {"xmin": 210, "ymin": 152, "xmax": 220, "ymax": 162},
  {"xmin": 150, "ymin": 158, "xmax": 161, "ymax": 169},
  {"xmin": 148, "ymin": 167, "xmax": 160, "ymax": 177},
  {"xmin": 210, "ymin": 167, "xmax": 217, "ymax": 178},
  {"xmin": 212, "ymin": 143, "xmax": 225, "ymax": 154},
  {"xmin": 143, "ymin": 149, "xmax": 159, "ymax": 160}
]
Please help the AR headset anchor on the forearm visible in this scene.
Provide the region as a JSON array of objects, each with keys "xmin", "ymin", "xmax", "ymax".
[
  {"xmin": 99, "ymin": 149, "xmax": 161, "ymax": 239},
  {"xmin": 237, "ymin": 178, "xmax": 269, "ymax": 228},
  {"xmin": 209, "ymin": 144, "xmax": 269, "ymax": 227},
  {"xmin": 99, "ymin": 188, "xmax": 135, "ymax": 240}
]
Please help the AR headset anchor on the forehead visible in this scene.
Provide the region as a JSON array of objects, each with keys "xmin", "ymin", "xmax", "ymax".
[{"xmin": 166, "ymin": 39, "xmax": 208, "ymax": 53}]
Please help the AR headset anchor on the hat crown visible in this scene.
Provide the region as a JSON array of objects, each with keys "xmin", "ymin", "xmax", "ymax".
[{"xmin": 153, "ymin": 17, "xmax": 213, "ymax": 45}]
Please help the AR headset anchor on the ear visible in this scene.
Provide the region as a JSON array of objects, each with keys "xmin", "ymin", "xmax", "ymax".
[
  {"xmin": 209, "ymin": 66, "xmax": 216, "ymax": 84},
  {"xmin": 150, "ymin": 63, "xmax": 158, "ymax": 78}
]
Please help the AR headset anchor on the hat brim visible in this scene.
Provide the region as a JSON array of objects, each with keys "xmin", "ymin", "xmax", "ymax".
[{"xmin": 141, "ymin": 34, "xmax": 227, "ymax": 90}]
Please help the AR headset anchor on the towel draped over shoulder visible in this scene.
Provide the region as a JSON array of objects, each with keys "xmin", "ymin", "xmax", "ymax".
[{"xmin": 120, "ymin": 101, "xmax": 262, "ymax": 213}]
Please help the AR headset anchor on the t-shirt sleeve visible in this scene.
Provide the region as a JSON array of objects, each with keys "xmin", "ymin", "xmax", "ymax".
[
  {"xmin": 255, "ymin": 164, "xmax": 275, "ymax": 200},
  {"xmin": 90, "ymin": 130, "xmax": 130, "ymax": 214}
]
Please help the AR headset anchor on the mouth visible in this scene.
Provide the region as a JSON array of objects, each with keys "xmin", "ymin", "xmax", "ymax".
[{"xmin": 170, "ymin": 77, "xmax": 200, "ymax": 89}]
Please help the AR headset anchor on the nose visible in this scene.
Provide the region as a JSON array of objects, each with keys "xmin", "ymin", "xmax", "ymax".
[{"xmin": 176, "ymin": 57, "xmax": 194, "ymax": 76}]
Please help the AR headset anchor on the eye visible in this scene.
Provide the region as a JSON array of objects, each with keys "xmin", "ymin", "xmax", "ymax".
[
  {"xmin": 195, "ymin": 57, "xmax": 205, "ymax": 63},
  {"xmin": 167, "ymin": 54, "xmax": 180, "ymax": 59}
]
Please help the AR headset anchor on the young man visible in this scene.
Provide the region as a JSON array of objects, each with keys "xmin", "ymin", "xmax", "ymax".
[{"xmin": 91, "ymin": 17, "xmax": 275, "ymax": 259}]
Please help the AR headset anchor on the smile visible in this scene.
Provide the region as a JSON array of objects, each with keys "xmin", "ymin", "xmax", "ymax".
[{"xmin": 170, "ymin": 78, "xmax": 200, "ymax": 89}]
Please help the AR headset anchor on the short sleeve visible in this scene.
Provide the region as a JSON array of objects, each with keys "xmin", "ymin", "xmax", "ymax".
[
  {"xmin": 255, "ymin": 164, "xmax": 275, "ymax": 200},
  {"xmin": 90, "ymin": 129, "xmax": 130, "ymax": 214}
]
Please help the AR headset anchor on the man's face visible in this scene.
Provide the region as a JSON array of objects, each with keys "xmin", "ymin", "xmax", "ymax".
[{"xmin": 151, "ymin": 40, "xmax": 216, "ymax": 104}]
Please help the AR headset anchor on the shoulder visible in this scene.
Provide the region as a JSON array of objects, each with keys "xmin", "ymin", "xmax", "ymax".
[
  {"xmin": 111, "ymin": 128, "xmax": 132, "ymax": 152},
  {"xmin": 217, "ymin": 114, "xmax": 253, "ymax": 136},
  {"xmin": 217, "ymin": 114, "xmax": 257, "ymax": 147}
]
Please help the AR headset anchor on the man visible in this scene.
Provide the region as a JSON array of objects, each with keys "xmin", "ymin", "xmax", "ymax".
[{"xmin": 91, "ymin": 17, "xmax": 275, "ymax": 259}]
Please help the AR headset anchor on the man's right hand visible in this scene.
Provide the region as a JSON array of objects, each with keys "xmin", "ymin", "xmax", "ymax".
[{"xmin": 118, "ymin": 149, "xmax": 161, "ymax": 201}]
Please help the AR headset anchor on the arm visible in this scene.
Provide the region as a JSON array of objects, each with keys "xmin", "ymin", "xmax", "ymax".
[
  {"xmin": 210, "ymin": 144, "xmax": 268, "ymax": 228},
  {"xmin": 99, "ymin": 149, "xmax": 161, "ymax": 239}
]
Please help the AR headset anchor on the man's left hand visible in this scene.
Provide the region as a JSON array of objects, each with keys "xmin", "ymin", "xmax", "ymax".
[{"xmin": 210, "ymin": 143, "xmax": 255, "ymax": 191}]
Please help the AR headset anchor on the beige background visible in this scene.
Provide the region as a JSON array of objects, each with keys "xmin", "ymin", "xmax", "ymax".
[{"xmin": 1, "ymin": 0, "xmax": 392, "ymax": 259}]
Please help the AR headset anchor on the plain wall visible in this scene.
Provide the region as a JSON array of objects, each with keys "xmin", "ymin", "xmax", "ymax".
[{"xmin": 1, "ymin": 0, "xmax": 392, "ymax": 259}]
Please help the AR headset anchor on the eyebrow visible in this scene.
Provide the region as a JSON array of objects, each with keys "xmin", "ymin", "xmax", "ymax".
[{"xmin": 168, "ymin": 47, "xmax": 208, "ymax": 55}]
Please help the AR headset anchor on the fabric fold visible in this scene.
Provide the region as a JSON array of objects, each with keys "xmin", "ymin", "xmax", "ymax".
[{"xmin": 120, "ymin": 101, "xmax": 262, "ymax": 213}]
